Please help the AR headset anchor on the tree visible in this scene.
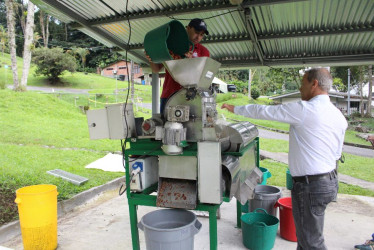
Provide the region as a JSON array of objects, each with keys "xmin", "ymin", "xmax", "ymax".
[
  {"xmin": 5, "ymin": 0, "xmax": 19, "ymax": 89},
  {"xmin": 20, "ymin": 1, "xmax": 35, "ymax": 90},
  {"xmin": 32, "ymin": 47, "xmax": 77, "ymax": 82},
  {"xmin": 70, "ymin": 47, "xmax": 90, "ymax": 71},
  {"xmin": 39, "ymin": 10, "xmax": 49, "ymax": 47}
]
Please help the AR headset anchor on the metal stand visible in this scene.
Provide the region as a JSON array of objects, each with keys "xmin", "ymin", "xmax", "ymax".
[{"xmin": 124, "ymin": 137, "xmax": 259, "ymax": 250}]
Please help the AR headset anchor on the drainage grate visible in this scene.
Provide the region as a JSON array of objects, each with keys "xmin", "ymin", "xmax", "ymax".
[{"xmin": 47, "ymin": 169, "xmax": 88, "ymax": 186}]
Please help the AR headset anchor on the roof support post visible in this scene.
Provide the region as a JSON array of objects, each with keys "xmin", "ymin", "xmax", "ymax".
[{"xmin": 244, "ymin": 8, "xmax": 264, "ymax": 65}]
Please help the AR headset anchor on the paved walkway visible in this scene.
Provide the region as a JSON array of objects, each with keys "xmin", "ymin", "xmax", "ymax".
[
  {"xmin": 2, "ymin": 188, "xmax": 374, "ymax": 250},
  {"xmin": 260, "ymin": 149, "xmax": 374, "ymax": 192},
  {"xmin": 258, "ymin": 129, "xmax": 374, "ymax": 158}
]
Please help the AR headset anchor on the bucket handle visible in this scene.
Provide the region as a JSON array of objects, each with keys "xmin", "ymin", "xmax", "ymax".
[
  {"xmin": 137, "ymin": 220, "xmax": 144, "ymax": 231},
  {"xmin": 267, "ymin": 171, "xmax": 272, "ymax": 178},
  {"xmin": 182, "ymin": 41, "xmax": 195, "ymax": 59},
  {"xmin": 252, "ymin": 221, "xmax": 267, "ymax": 227},
  {"xmin": 14, "ymin": 198, "xmax": 21, "ymax": 204},
  {"xmin": 253, "ymin": 208, "xmax": 268, "ymax": 214},
  {"xmin": 192, "ymin": 219, "xmax": 202, "ymax": 234}
]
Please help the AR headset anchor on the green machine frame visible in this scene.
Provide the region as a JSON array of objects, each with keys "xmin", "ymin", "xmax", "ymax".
[{"xmin": 124, "ymin": 137, "xmax": 260, "ymax": 250}]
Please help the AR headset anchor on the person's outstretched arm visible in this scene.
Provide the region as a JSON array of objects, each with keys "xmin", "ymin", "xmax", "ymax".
[{"xmin": 221, "ymin": 103, "xmax": 235, "ymax": 113}]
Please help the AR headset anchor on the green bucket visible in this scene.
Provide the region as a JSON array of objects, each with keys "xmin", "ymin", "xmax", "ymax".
[
  {"xmin": 242, "ymin": 167, "xmax": 272, "ymax": 213},
  {"xmin": 286, "ymin": 168, "xmax": 293, "ymax": 190},
  {"xmin": 144, "ymin": 20, "xmax": 193, "ymax": 63},
  {"xmin": 241, "ymin": 208, "xmax": 279, "ymax": 250}
]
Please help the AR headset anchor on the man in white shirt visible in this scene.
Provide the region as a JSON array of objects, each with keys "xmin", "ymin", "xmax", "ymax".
[{"xmin": 222, "ymin": 68, "xmax": 348, "ymax": 249}]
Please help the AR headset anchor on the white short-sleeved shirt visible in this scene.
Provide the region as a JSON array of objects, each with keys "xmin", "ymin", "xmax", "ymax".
[{"xmin": 234, "ymin": 95, "xmax": 348, "ymax": 177}]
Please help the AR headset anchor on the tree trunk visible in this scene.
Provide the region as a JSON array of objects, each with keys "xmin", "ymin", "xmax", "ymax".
[
  {"xmin": 46, "ymin": 15, "xmax": 50, "ymax": 47},
  {"xmin": 5, "ymin": 0, "xmax": 19, "ymax": 90},
  {"xmin": 40, "ymin": 10, "xmax": 45, "ymax": 45},
  {"xmin": 367, "ymin": 65, "xmax": 373, "ymax": 117},
  {"xmin": 39, "ymin": 10, "xmax": 49, "ymax": 47},
  {"xmin": 65, "ymin": 23, "xmax": 68, "ymax": 41},
  {"xmin": 20, "ymin": 1, "xmax": 35, "ymax": 90},
  {"xmin": 16, "ymin": 1, "xmax": 26, "ymax": 35}
]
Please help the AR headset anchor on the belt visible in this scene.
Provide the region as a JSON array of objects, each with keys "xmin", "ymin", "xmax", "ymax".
[{"xmin": 292, "ymin": 169, "xmax": 337, "ymax": 184}]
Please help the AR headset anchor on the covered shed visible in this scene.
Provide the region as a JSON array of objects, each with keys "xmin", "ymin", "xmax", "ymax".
[{"xmin": 30, "ymin": 0, "xmax": 374, "ymax": 69}]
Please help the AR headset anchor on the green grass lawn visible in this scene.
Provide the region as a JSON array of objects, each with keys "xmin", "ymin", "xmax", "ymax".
[{"xmin": 0, "ymin": 89, "xmax": 151, "ymax": 225}]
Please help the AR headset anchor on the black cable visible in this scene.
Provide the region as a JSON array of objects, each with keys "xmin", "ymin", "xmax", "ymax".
[
  {"xmin": 119, "ymin": 0, "xmax": 132, "ymax": 196},
  {"xmin": 166, "ymin": 10, "xmax": 240, "ymax": 21}
]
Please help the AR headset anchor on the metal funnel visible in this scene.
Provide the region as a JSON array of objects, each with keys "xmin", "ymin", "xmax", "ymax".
[{"xmin": 163, "ymin": 57, "xmax": 221, "ymax": 90}]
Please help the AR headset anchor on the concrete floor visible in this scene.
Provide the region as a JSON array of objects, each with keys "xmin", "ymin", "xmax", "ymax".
[{"xmin": 3, "ymin": 187, "xmax": 374, "ymax": 250}]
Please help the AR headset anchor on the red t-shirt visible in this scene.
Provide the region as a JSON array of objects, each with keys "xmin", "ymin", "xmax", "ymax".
[{"xmin": 161, "ymin": 43, "xmax": 210, "ymax": 99}]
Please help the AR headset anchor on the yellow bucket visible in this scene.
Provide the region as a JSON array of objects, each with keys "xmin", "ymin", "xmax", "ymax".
[{"xmin": 15, "ymin": 184, "xmax": 58, "ymax": 250}]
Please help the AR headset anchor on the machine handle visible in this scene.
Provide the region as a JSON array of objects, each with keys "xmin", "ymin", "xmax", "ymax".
[
  {"xmin": 193, "ymin": 219, "xmax": 202, "ymax": 234},
  {"xmin": 253, "ymin": 208, "xmax": 268, "ymax": 214},
  {"xmin": 137, "ymin": 221, "xmax": 144, "ymax": 231}
]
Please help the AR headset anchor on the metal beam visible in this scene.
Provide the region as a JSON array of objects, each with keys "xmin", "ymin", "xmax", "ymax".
[
  {"xmin": 241, "ymin": 0, "xmax": 308, "ymax": 8},
  {"xmin": 70, "ymin": 2, "xmax": 239, "ymax": 29},
  {"xmin": 258, "ymin": 26, "xmax": 374, "ymax": 40},
  {"xmin": 126, "ymin": 25, "xmax": 373, "ymax": 50},
  {"xmin": 40, "ymin": 0, "xmax": 148, "ymax": 64},
  {"xmin": 217, "ymin": 53, "xmax": 374, "ymax": 68}
]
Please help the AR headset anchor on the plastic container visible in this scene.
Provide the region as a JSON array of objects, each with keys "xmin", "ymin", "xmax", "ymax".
[
  {"xmin": 286, "ymin": 168, "xmax": 293, "ymax": 190},
  {"xmin": 248, "ymin": 185, "xmax": 282, "ymax": 217},
  {"xmin": 15, "ymin": 184, "xmax": 58, "ymax": 250},
  {"xmin": 275, "ymin": 197, "xmax": 297, "ymax": 242},
  {"xmin": 241, "ymin": 208, "xmax": 279, "ymax": 250},
  {"xmin": 259, "ymin": 167, "xmax": 272, "ymax": 185},
  {"xmin": 242, "ymin": 167, "xmax": 272, "ymax": 212},
  {"xmin": 144, "ymin": 20, "xmax": 193, "ymax": 63},
  {"xmin": 138, "ymin": 208, "xmax": 202, "ymax": 250}
]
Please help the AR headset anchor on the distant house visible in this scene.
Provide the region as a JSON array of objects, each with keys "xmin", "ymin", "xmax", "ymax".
[
  {"xmin": 269, "ymin": 91, "xmax": 374, "ymax": 115},
  {"xmin": 101, "ymin": 60, "xmax": 143, "ymax": 83}
]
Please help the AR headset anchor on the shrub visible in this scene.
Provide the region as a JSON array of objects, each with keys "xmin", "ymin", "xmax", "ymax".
[
  {"xmin": 32, "ymin": 47, "xmax": 77, "ymax": 83},
  {"xmin": 251, "ymin": 86, "xmax": 260, "ymax": 99}
]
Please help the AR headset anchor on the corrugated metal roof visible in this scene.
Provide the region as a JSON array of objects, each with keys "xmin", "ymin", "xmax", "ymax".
[{"xmin": 31, "ymin": 0, "xmax": 374, "ymax": 68}]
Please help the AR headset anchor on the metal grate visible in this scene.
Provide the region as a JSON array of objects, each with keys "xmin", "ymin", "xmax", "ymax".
[{"xmin": 47, "ymin": 169, "xmax": 88, "ymax": 186}]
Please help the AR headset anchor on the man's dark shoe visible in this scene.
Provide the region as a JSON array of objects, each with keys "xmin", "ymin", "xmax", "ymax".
[{"xmin": 355, "ymin": 234, "xmax": 374, "ymax": 250}]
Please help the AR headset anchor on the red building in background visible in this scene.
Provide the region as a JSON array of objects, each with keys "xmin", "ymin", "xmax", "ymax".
[{"xmin": 100, "ymin": 60, "xmax": 143, "ymax": 83}]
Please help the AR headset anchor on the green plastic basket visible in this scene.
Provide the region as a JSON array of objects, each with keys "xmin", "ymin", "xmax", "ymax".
[
  {"xmin": 241, "ymin": 208, "xmax": 279, "ymax": 250},
  {"xmin": 144, "ymin": 20, "xmax": 193, "ymax": 63}
]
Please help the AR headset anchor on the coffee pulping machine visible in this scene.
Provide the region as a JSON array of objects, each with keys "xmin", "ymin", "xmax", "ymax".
[{"xmin": 86, "ymin": 57, "xmax": 262, "ymax": 250}]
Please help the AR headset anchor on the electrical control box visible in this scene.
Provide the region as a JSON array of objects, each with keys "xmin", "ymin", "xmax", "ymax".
[
  {"xmin": 130, "ymin": 157, "xmax": 159, "ymax": 192},
  {"xmin": 86, "ymin": 103, "xmax": 136, "ymax": 140}
]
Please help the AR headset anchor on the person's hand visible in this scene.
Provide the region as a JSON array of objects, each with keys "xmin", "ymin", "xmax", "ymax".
[
  {"xmin": 144, "ymin": 50, "xmax": 153, "ymax": 63},
  {"xmin": 184, "ymin": 51, "xmax": 193, "ymax": 58},
  {"xmin": 221, "ymin": 103, "xmax": 235, "ymax": 113}
]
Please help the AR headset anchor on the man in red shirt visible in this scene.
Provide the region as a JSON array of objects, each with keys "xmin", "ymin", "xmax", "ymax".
[{"xmin": 149, "ymin": 18, "xmax": 210, "ymax": 113}]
